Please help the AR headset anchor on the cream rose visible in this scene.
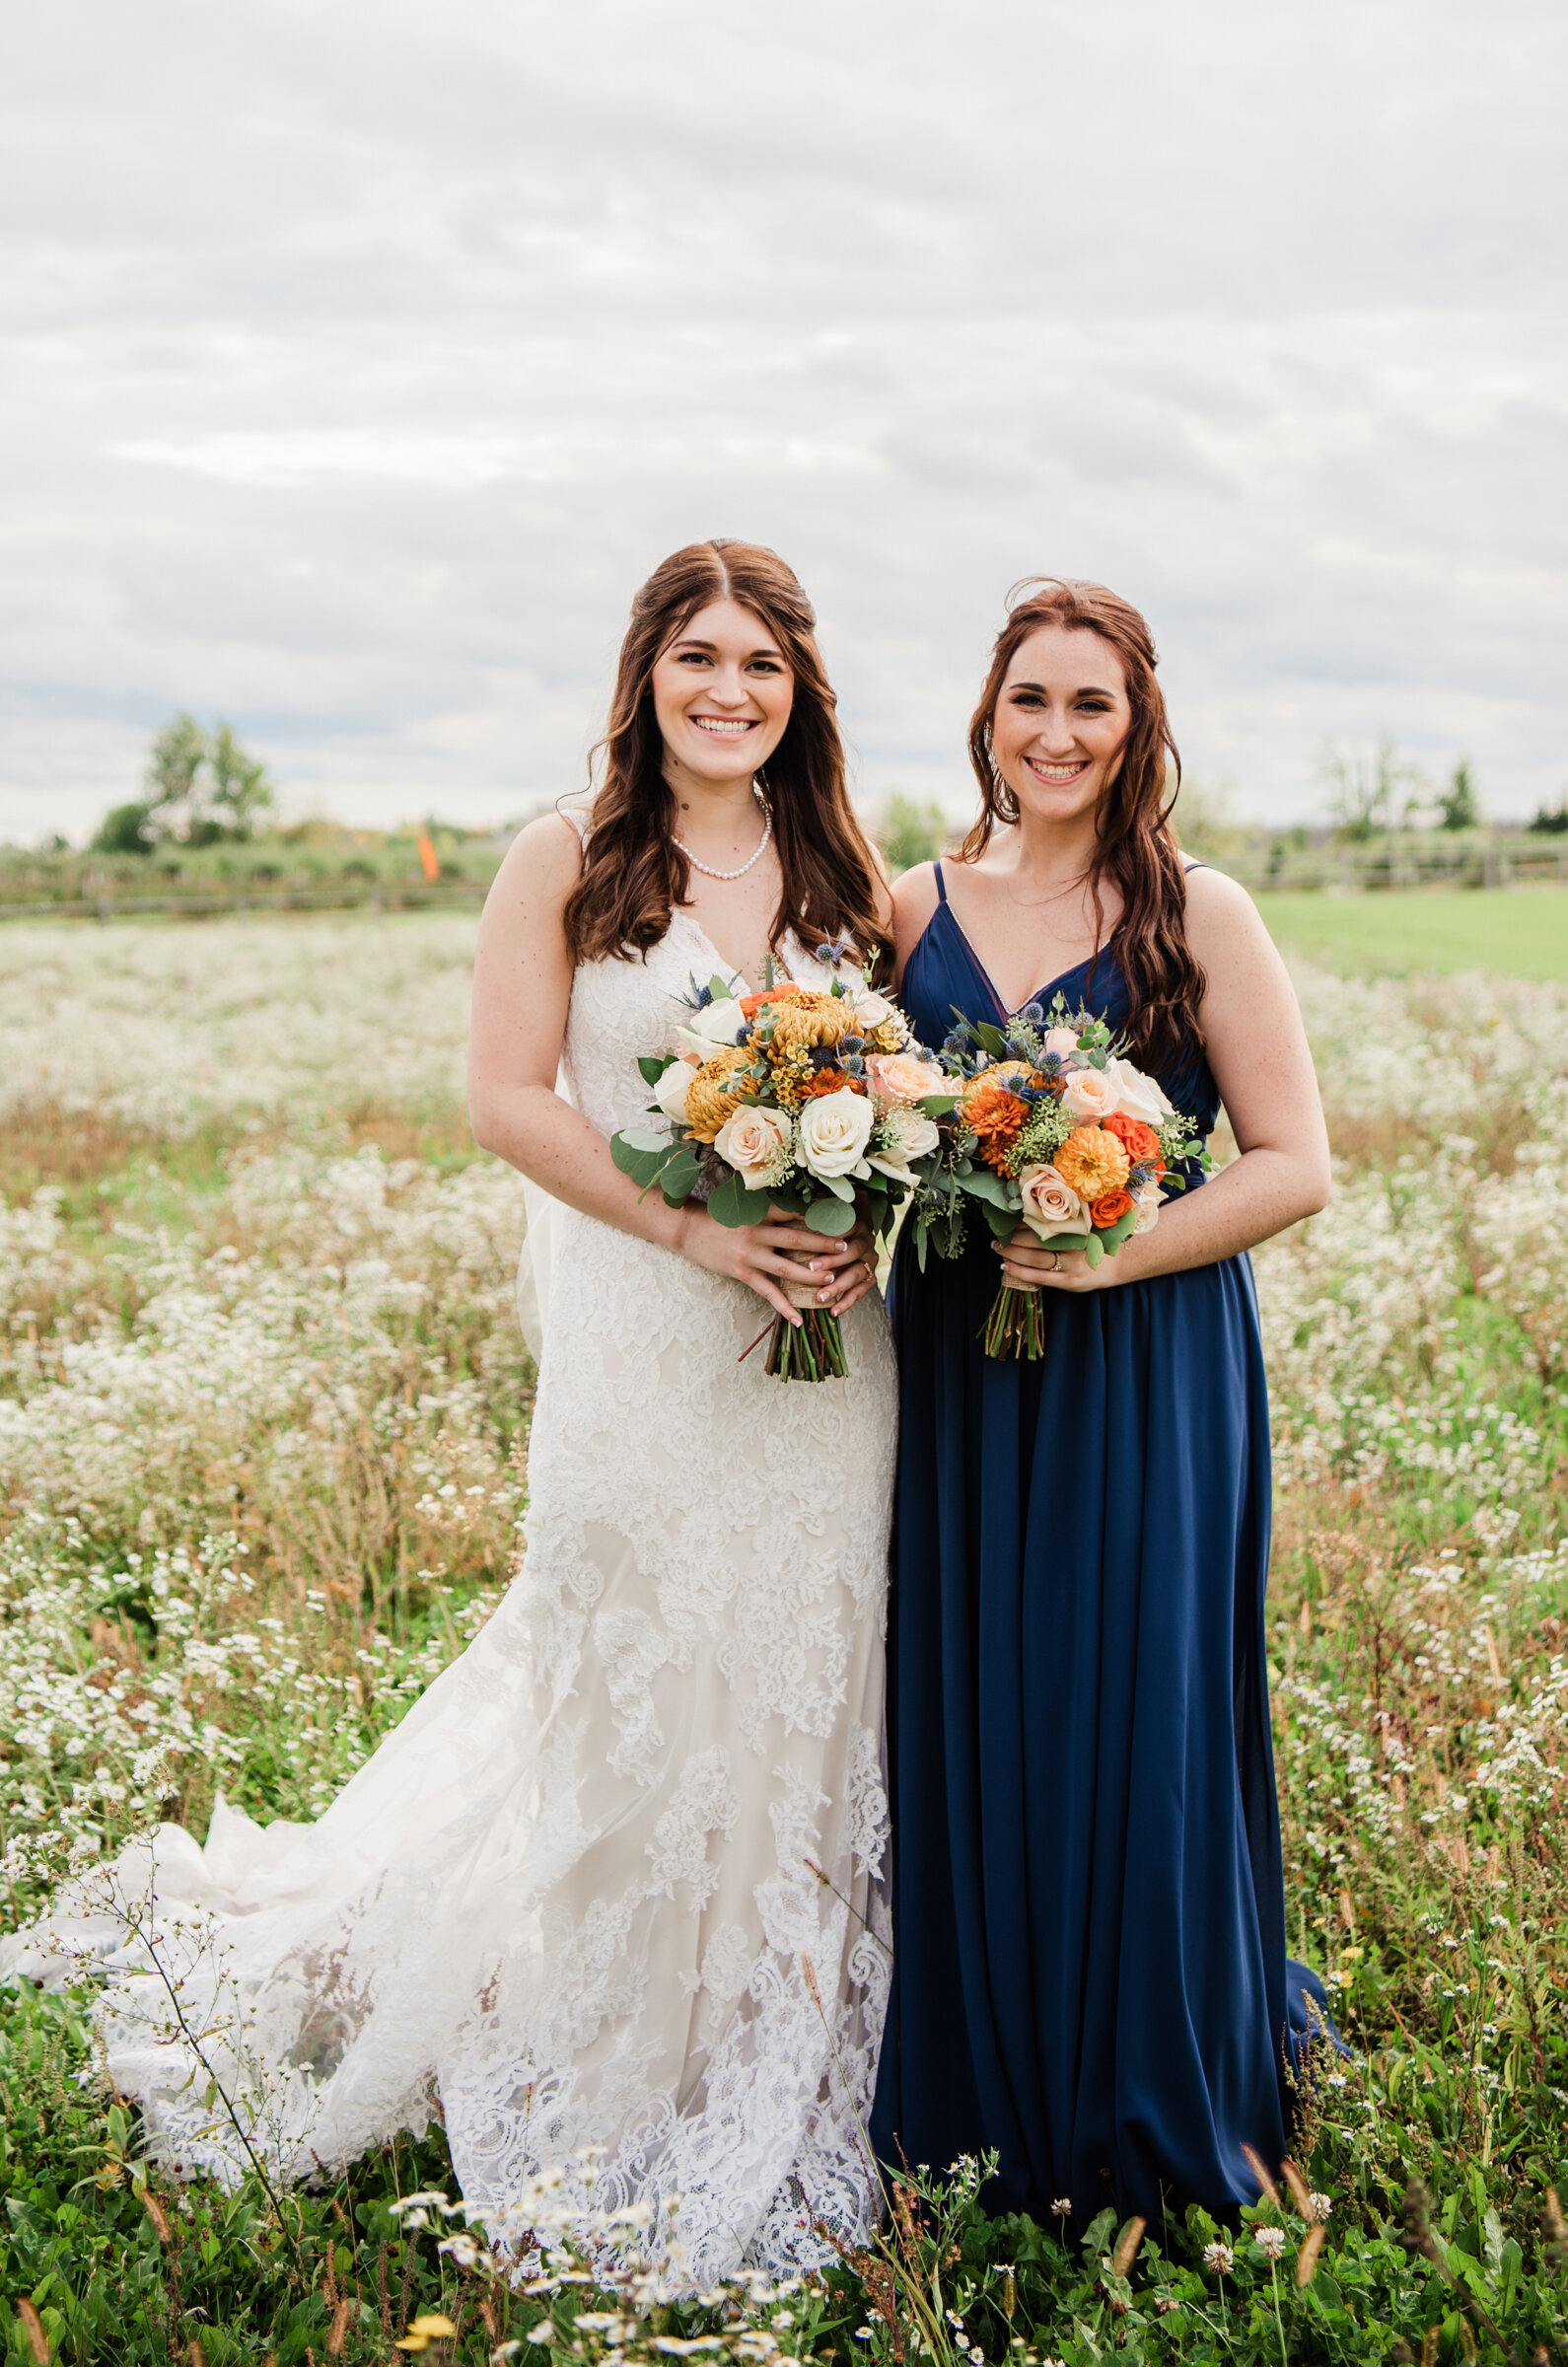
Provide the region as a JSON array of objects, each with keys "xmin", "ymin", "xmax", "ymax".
[
  {"xmin": 798, "ymin": 1087, "xmax": 875, "ymax": 1180},
  {"xmin": 1060, "ymin": 1065, "xmax": 1116, "ymax": 1123},
  {"xmin": 1042, "ymin": 1025, "xmax": 1081, "ymax": 1060},
  {"xmin": 1018, "ymin": 1164, "xmax": 1093, "ymax": 1240},
  {"xmin": 652, "ymin": 1058, "xmax": 696, "ymax": 1123},
  {"xmin": 714, "ymin": 1103, "xmax": 794, "ymax": 1186},
  {"xmin": 867, "ymin": 1104, "xmax": 941, "ymax": 1181},
  {"xmin": 677, "ymin": 997, "xmax": 747, "ymax": 1062},
  {"xmin": 852, "ymin": 987, "xmax": 908, "ymax": 1042},
  {"xmin": 867, "ymin": 1051, "xmax": 947, "ymax": 1106},
  {"xmin": 1104, "ymin": 1055, "xmax": 1176, "ymax": 1126},
  {"xmin": 1132, "ymin": 1181, "xmax": 1164, "ymax": 1234}
]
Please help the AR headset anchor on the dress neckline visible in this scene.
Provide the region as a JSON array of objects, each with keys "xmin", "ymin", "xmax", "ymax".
[{"xmin": 930, "ymin": 862, "xmax": 1121, "ymax": 1023}]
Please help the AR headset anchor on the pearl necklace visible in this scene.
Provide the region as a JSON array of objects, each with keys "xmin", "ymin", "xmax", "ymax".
[{"xmin": 670, "ymin": 791, "xmax": 772, "ymax": 882}]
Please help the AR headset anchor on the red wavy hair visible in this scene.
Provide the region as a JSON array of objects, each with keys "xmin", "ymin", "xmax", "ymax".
[{"xmin": 961, "ymin": 577, "xmax": 1206, "ymax": 1068}]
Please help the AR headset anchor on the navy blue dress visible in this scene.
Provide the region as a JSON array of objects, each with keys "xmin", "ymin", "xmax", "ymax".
[{"xmin": 870, "ymin": 866, "xmax": 1324, "ymax": 2226}]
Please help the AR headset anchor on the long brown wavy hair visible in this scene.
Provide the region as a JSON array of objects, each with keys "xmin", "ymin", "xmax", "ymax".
[
  {"xmin": 960, "ymin": 577, "xmax": 1206, "ymax": 1068},
  {"xmin": 563, "ymin": 539, "xmax": 886, "ymax": 968}
]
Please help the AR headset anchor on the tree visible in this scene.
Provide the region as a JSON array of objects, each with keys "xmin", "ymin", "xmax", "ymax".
[
  {"xmin": 1436, "ymin": 758, "xmax": 1481, "ymax": 831},
  {"xmin": 91, "ymin": 802, "xmax": 156, "ymax": 854},
  {"xmin": 134, "ymin": 714, "xmax": 278, "ymax": 844},
  {"xmin": 1528, "ymin": 791, "xmax": 1568, "ymax": 835},
  {"xmin": 876, "ymin": 793, "xmax": 950, "ymax": 877},
  {"xmin": 1319, "ymin": 739, "xmax": 1416, "ymax": 843}
]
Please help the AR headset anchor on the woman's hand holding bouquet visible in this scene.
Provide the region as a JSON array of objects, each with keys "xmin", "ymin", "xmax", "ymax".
[
  {"xmin": 611, "ymin": 961, "xmax": 944, "ymax": 1381},
  {"xmin": 907, "ymin": 995, "xmax": 1210, "ymax": 1358}
]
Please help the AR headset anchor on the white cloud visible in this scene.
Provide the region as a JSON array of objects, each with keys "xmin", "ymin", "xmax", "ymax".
[{"xmin": 2, "ymin": 0, "xmax": 1565, "ymax": 838}]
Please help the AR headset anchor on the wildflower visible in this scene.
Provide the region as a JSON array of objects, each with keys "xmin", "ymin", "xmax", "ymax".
[
  {"xmin": 1202, "ymin": 2242, "xmax": 1234, "ymax": 2275},
  {"xmin": 396, "ymin": 2317, "xmax": 459, "ymax": 2354},
  {"xmin": 1050, "ymin": 2198, "xmax": 1072, "ymax": 2216},
  {"xmin": 1255, "ymin": 2228, "xmax": 1287, "ymax": 2260},
  {"xmin": 1308, "ymin": 2192, "xmax": 1332, "ymax": 2222},
  {"xmin": 1155, "ymin": 2295, "xmax": 1180, "ymax": 2316}
]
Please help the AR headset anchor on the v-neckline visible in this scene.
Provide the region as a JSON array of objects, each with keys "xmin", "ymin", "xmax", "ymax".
[{"xmin": 936, "ymin": 891, "xmax": 1114, "ymax": 1023}]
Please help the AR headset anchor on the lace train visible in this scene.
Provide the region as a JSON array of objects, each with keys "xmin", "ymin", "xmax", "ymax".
[{"xmin": 1, "ymin": 915, "xmax": 897, "ymax": 2284}]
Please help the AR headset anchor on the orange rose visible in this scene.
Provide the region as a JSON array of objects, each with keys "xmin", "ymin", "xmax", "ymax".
[
  {"xmin": 1090, "ymin": 1188, "xmax": 1134, "ymax": 1229},
  {"xmin": 740, "ymin": 982, "xmax": 805, "ymax": 1020},
  {"xmin": 1104, "ymin": 1112, "xmax": 1160, "ymax": 1165}
]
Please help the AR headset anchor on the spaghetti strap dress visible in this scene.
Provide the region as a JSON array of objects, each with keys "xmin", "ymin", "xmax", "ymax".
[{"xmin": 869, "ymin": 862, "xmax": 1326, "ymax": 2226}]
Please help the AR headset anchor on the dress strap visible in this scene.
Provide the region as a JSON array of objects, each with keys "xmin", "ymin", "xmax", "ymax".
[{"xmin": 933, "ymin": 861, "xmax": 949, "ymax": 904}]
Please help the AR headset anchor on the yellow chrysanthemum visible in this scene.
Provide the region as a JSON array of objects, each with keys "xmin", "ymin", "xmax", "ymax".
[
  {"xmin": 1053, "ymin": 1123, "xmax": 1131, "ymax": 1201},
  {"xmin": 765, "ymin": 991, "xmax": 854, "ymax": 1056},
  {"xmin": 684, "ymin": 1045, "xmax": 752, "ymax": 1142}
]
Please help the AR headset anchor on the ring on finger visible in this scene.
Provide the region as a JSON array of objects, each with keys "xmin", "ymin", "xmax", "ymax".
[{"xmin": 1051, "ymin": 1252, "xmax": 1062, "ymax": 1273}]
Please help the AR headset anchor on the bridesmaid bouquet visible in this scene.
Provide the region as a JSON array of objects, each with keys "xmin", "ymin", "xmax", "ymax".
[
  {"xmin": 610, "ymin": 964, "xmax": 945, "ymax": 1381},
  {"xmin": 908, "ymin": 995, "xmax": 1209, "ymax": 1358}
]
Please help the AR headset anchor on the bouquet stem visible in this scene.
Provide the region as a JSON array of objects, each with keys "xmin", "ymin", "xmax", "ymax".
[
  {"xmin": 765, "ymin": 1305, "xmax": 849, "ymax": 1382},
  {"xmin": 982, "ymin": 1283, "xmax": 1046, "ymax": 1360},
  {"xmin": 763, "ymin": 1260, "xmax": 850, "ymax": 1382}
]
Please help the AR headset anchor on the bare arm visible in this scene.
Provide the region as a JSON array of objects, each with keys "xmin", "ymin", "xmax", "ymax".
[
  {"xmin": 466, "ymin": 816, "xmax": 873, "ymax": 1324},
  {"xmin": 998, "ymin": 867, "xmax": 1330, "ymax": 1294}
]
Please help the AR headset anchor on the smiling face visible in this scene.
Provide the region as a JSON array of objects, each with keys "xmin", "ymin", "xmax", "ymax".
[
  {"xmin": 988, "ymin": 623, "xmax": 1132, "ymax": 825},
  {"xmin": 650, "ymin": 598, "xmax": 796, "ymax": 790}
]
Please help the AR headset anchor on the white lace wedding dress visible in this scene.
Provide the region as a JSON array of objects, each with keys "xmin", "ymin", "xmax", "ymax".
[{"xmin": 2, "ymin": 910, "xmax": 897, "ymax": 2282}]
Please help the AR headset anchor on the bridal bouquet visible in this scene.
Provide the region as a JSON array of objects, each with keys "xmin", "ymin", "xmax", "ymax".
[
  {"xmin": 908, "ymin": 995, "xmax": 1209, "ymax": 1358},
  {"xmin": 611, "ymin": 967, "xmax": 946, "ymax": 1381}
]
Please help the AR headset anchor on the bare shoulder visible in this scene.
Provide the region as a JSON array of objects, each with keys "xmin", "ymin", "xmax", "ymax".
[
  {"xmin": 485, "ymin": 811, "xmax": 584, "ymax": 915},
  {"xmin": 1181, "ymin": 863, "xmax": 1279, "ymax": 973}
]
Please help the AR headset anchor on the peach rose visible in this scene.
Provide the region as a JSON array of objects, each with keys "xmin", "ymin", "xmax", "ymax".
[
  {"xmin": 1060, "ymin": 1065, "xmax": 1116, "ymax": 1123},
  {"xmin": 1042, "ymin": 1025, "xmax": 1081, "ymax": 1060},
  {"xmin": 1018, "ymin": 1164, "xmax": 1092, "ymax": 1240},
  {"xmin": 1132, "ymin": 1181, "xmax": 1164, "ymax": 1234},
  {"xmin": 867, "ymin": 1051, "xmax": 947, "ymax": 1106},
  {"xmin": 714, "ymin": 1103, "xmax": 795, "ymax": 1187}
]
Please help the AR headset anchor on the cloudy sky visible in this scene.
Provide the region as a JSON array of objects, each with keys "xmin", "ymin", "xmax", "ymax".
[{"xmin": 3, "ymin": 0, "xmax": 1565, "ymax": 839}]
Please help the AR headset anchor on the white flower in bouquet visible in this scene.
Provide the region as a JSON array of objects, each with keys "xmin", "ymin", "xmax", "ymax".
[
  {"xmin": 851, "ymin": 987, "xmax": 909, "ymax": 1043},
  {"xmin": 1132, "ymin": 1180, "xmax": 1164, "ymax": 1234},
  {"xmin": 799, "ymin": 1087, "xmax": 875, "ymax": 1180},
  {"xmin": 714, "ymin": 1103, "xmax": 795, "ymax": 1187},
  {"xmin": 1103, "ymin": 1054, "xmax": 1176, "ymax": 1126},
  {"xmin": 867, "ymin": 1104, "xmax": 941, "ymax": 1181},
  {"xmin": 1060, "ymin": 1067, "xmax": 1117, "ymax": 1123},
  {"xmin": 653, "ymin": 1058, "xmax": 697, "ymax": 1123},
  {"xmin": 677, "ymin": 998, "xmax": 747, "ymax": 1062},
  {"xmin": 1019, "ymin": 1164, "xmax": 1092, "ymax": 1239}
]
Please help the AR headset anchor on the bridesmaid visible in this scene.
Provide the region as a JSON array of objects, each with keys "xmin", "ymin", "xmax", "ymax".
[{"xmin": 871, "ymin": 578, "xmax": 1332, "ymax": 2226}]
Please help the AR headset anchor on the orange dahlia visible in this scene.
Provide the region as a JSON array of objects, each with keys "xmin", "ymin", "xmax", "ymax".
[
  {"xmin": 1053, "ymin": 1123, "xmax": 1132, "ymax": 1201},
  {"xmin": 962, "ymin": 1064, "xmax": 1033, "ymax": 1175},
  {"xmin": 1091, "ymin": 1188, "xmax": 1134, "ymax": 1229},
  {"xmin": 797, "ymin": 1066, "xmax": 867, "ymax": 1100}
]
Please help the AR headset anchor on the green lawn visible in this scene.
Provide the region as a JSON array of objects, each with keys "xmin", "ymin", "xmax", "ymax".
[{"xmin": 1254, "ymin": 884, "xmax": 1568, "ymax": 979}]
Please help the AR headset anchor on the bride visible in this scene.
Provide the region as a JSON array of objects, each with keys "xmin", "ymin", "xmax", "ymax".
[{"xmin": 2, "ymin": 539, "xmax": 898, "ymax": 2280}]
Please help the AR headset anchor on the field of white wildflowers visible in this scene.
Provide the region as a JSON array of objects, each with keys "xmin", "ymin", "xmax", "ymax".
[{"xmin": 0, "ymin": 909, "xmax": 1566, "ymax": 2366}]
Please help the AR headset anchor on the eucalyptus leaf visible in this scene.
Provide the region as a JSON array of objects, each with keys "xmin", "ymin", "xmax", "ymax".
[
  {"xmin": 636, "ymin": 1053, "xmax": 676, "ymax": 1087},
  {"xmin": 706, "ymin": 1173, "xmax": 771, "ymax": 1229},
  {"xmin": 983, "ymin": 1201, "xmax": 1018, "ymax": 1241},
  {"xmin": 618, "ymin": 1127, "xmax": 672, "ymax": 1154},
  {"xmin": 804, "ymin": 1197, "xmax": 857, "ymax": 1236},
  {"xmin": 1084, "ymin": 1234, "xmax": 1105, "ymax": 1268}
]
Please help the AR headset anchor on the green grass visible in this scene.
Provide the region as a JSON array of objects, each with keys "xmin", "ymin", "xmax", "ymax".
[{"xmin": 1255, "ymin": 886, "xmax": 1568, "ymax": 980}]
